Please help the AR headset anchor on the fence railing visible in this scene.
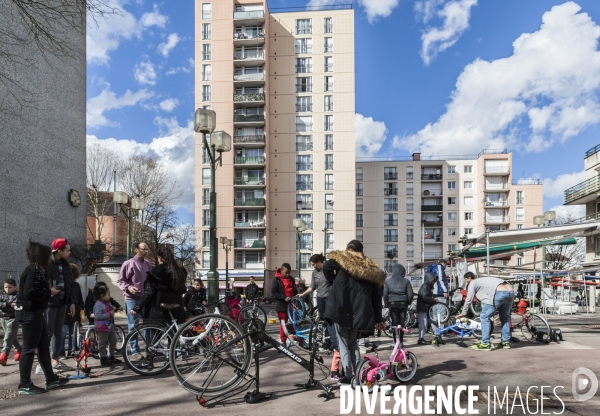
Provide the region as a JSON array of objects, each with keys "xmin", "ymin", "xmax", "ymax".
[
  {"xmin": 421, "ymin": 173, "xmax": 443, "ymax": 180},
  {"xmin": 234, "ymin": 135, "xmax": 265, "ymax": 144},
  {"xmin": 233, "ymin": 73, "xmax": 264, "ymax": 81},
  {"xmin": 296, "ymin": 163, "xmax": 313, "ymax": 171},
  {"xmin": 564, "ymin": 175, "xmax": 600, "ymax": 204},
  {"xmin": 234, "ymin": 93, "xmax": 265, "ymax": 102},
  {"xmin": 234, "ymin": 177, "xmax": 265, "ymax": 186},
  {"xmin": 234, "ymin": 198, "xmax": 265, "ymax": 206},
  {"xmin": 421, "ymin": 205, "xmax": 443, "ymax": 211},
  {"xmin": 234, "ymin": 11, "xmax": 265, "ymax": 19},
  {"xmin": 234, "ymin": 114, "xmax": 265, "ymax": 123}
]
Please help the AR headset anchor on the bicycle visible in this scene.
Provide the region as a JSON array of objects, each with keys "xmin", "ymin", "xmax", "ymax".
[
  {"xmin": 76, "ymin": 317, "xmax": 125, "ymax": 359},
  {"xmin": 354, "ymin": 326, "xmax": 418, "ymax": 390},
  {"xmin": 491, "ymin": 307, "xmax": 551, "ymax": 343},
  {"xmin": 237, "ymin": 300, "xmax": 267, "ymax": 327},
  {"xmin": 285, "ymin": 297, "xmax": 327, "ymax": 353},
  {"xmin": 381, "ymin": 300, "xmax": 418, "ymax": 338}
]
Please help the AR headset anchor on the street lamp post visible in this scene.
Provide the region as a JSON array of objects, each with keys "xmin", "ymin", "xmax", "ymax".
[
  {"xmin": 194, "ymin": 108, "xmax": 231, "ymax": 303},
  {"xmin": 533, "ymin": 210, "xmax": 556, "ymax": 290},
  {"xmin": 113, "ymin": 191, "xmax": 145, "ymax": 259},
  {"xmin": 220, "ymin": 237, "xmax": 234, "ymax": 291},
  {"xmin": 293, "ymin": 218, "xmax": 306, "ymax": 280}
]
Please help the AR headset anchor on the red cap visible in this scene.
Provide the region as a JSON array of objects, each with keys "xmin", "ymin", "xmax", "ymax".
[{"xmin": 52, "ymin": 238, "xmax": 69, "ymax": 252}]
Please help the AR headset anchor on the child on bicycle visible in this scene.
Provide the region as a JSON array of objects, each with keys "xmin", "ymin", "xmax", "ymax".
[
  {"xmin": 85, "ymin": 281, "xmax": 122, "ymax": 325},
  {"xmin": 417, "ymin": 272, "xmax": 439, "ymax": 345},
  {"xmin": 92, "ymin": 285, "xmax": 122, "ymax": 366}
]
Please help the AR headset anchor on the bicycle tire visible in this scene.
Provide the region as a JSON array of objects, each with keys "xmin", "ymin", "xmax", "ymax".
[
  {"xmin": 382, "ymin": 312, "xmax": 393, "ymax": 338},
  {"xmin": 288, "ymin": 297, "xmax": 306, "ymax": 324},
  {"xmin": 354, "ymin": 358, "xmax": 377, "ymax": 392},
  {"xmin": 84, "ymin": 327, "xmax": 99, "ymax": 358},
  {"xmin": 405, "ymin": 311, "xmax": 417, "ymax": 329},
  {"xmin": 471, "ymin": 316, "xmax": 495, "ymax": 339},
  {"xmin": 470, "ymin": 299, "xmax": 483, "ymax": 317},
  {"xmin": 169, "ymin": 314, "xmax": 252, "ymax": 397},
  {"xmin": 394, "ymin": 351, "xmax": 418, "ymax": 383},
  {"xmin": 523, "ymin": 313, "xmax": 551, "ymax": 343},
  {"xmin": 428, "ymin": 302, "xmax": 451, "ymax": 325},
  {"xmin": 122, "ymin": 323, "xmax": 171, "ymax": 376},
  {"xmin": 236, "ymin": 304, "xmax": 267, "ymax": 326},
  {"xmin": 114, "ymin": 325, "xmax": 126, "ymax": 352}
]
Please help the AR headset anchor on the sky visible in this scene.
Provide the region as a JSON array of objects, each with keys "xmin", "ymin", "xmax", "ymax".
[{"xmin": 86, "ymin": 0, "xmax": 600, "ymax": 225}]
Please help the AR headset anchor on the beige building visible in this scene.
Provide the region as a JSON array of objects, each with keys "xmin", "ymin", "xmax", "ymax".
[
  {"xmin": 356, "ymin": 151, "xmax": 543, "ymax": 274},
  {"xmin": 194, "ymin": 1, "xmax": 356, "ymax": 288}
]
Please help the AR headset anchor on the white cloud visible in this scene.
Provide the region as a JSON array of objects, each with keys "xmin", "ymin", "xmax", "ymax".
[
  {"xmin": 394, "ymin": 2, "xmax": 600, "ymax": 156},
  {"xmin": 543, "ymin": 171, "xmax": 586, "ymax": 198},
  {"xmin": 417, "ymin": 0, "xmax": 478, "ymax": 65},
  {"xmin": 134, "ymin": 61, "xmax": 157, "ymax": 85},
  {"xmin": 355, "ymin": 113, "xmax": 393, "ymax": 157},
  {"xmin": 87, "ymin": 117, "xmax": 195, "ymax": 212},
  {"xmin": 87, "ymin": 85, "xmax": 153, "ymax": 128},
  {"xmin": 166, "ymin": 57, "xmax": 194, "ymax": 76},
  {"xmin": 157, "ymin": 33, "xmax": 180, "ymax": 57},
  {"xmin": 159, "ymin": 98, "xmax": 179, "ymax": 112},
  {"xmin": 307, "ymin": 0, "xmax": 399, "ymax": 24},
  {"xmin": 548, "ymin": 204, "xmax": 586, "ymax": 221},
  {"xmin": 87, "ymin": 1, "xmax": 168, "ymax": 65}
]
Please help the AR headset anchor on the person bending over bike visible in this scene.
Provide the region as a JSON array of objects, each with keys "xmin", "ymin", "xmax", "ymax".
[
  {"xmin": 383, "ymin": 264, "xmax": 414, "ymax": 345},
  {"xmin": 183, "ymin": 278, "xmax": 207, "ymax": 318},
  {"xmin": 456, "ymin": 276, "xmax": 514, "ymax": 351}
]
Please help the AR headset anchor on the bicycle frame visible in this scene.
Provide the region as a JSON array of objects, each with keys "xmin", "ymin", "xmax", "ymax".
[{"xmin": 363, "ymin": 326, "xmax": 410, "ymax": 383}]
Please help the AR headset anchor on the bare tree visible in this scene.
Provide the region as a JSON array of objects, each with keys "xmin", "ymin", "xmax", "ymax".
[
  {"xmin": 545, "ymin": 214, "xmax": 586, "ymax": 271},
  {"xmin": 167, "ymin": 224, "xmax": 198, "ymax": 283}
]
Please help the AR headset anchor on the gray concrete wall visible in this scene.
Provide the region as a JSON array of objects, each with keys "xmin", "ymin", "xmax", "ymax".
[{"xmin": 0, "ymin": 2, "xmax": 87, "ymax": 279}]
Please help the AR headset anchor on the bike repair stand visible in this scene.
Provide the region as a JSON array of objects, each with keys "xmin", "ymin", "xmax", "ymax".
[
  {"xmin": 68, "ymin": 338, "xmax": 98, "ymax": 380},
  {"xmin": 244, "ymin": 335, "xmax": 272, "ymax": 403}
]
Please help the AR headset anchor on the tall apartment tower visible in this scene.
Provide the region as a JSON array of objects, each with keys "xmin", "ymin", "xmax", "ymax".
[
  {"xmin": 194, "ymin": 1, "xmax": 356, "ymax": 290},
  {"xmin": 356, "ymin": 151, "xmax": 543, "ymax": 275}
]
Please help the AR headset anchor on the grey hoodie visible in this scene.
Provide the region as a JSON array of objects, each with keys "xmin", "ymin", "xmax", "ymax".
[{"xmin": 383, "ymin": 264, "xmax": 414, "ymax": 306}]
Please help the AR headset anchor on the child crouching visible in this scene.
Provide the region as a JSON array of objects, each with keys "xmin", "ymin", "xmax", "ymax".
[{"xmin": 92, "ymin": 285, "xmax": 122, "ymax": 367}]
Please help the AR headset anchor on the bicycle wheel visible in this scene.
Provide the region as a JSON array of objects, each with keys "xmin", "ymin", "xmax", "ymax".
[
  {"xmin": 428, "ymin": 302, "xmax": 450, "ymax": 325},
  {"xmin": 114, "ymin": 325, "xmax": 126, "ymax": 352},
  {"xmin": 470, "ymin": 299, "xmax": 483, "ymax": 317},
  {"xmin": 394, "ymin": 351, "xmax": 418, "ymax": 383},
  {"xmin": 523, "ymin": 313, "xmax": 551, "ymax": 343},
  {"xmin": 382, "ymin": 312, "xmax": 393, "ymax": 338},
  {"xmin": 122, "ymin": 323, "xmax": 172, "ymax": 375},
  {"xmin": 84, "ymin": 327, "xmax": 99, "ymax": 358},
  {"xmin": 354, "ymin": 358, "xmax": 377, "ymax": 392},
  {"xmin": 169, "ymin": 314, "xmax": 252, "ymax": 397},
  {"xmin": 471, "ymin": 317, "xmax": 495, "ymax": 339},
  {"xmin": 288, "ymin": 297, "xmax": 306, "ymax": 324},
  {"xmin": 237, "ymin": 304, "xmax": 267, "ymax": 326},
  {"xmin": 405, "ymin": 311, "xmax": 417, "ymax": 329},
  {"xmin": 289, "ymin": 319, "xmax": 320, "ymax": 353}
]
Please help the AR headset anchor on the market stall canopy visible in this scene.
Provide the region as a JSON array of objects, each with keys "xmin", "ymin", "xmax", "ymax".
[
  {"xmin": 452, "ymin": 237, "xmax": 577, "ymax": 259},
  {"xmin": 460, "ymin": 222, "xmax": 600, "ymax": 245}
]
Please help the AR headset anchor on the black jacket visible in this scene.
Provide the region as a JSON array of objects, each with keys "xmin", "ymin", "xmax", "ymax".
[
  {"xmin": 244, "ymin": 283, "xmax": 259, "ymax": 300},
  {"xmin": 134, "ymin": 264, "xmax": 186, "ymax": 323},
  {"xmin": 271, "ymin": 268, "xmax": 298, "ymax": 312},
  {"xmin": 17, "ymin": 264, "xmax": 51, "ymax": 312},
  {"xmin": 383, "ymin": 264, "xmax": 414, "ymax": 307},
  {"xmin": 182, "ymin": 287, "xmax": 207, "ymax": 312},
  {"xmin": 64, "ymin": 281, "xmax": 85, "ymax": 325},
  {"xmin": 45, "ymin": 256, "xmax": 75, "ymax": 308},
  {"xmin": 417, "ymin": 272, "xmax": 438, "ymax": 313},
  {"xmin": 323, "ymin": 250, "xmax": 385, "ymax": 334},
  {"xmin": 85, "ymin": 290, "xmax": 121, "ymax": 325}
]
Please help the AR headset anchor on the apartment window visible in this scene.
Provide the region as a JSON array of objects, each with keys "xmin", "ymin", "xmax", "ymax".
[
  {"xmin": 295, "ymin": 58, "xmax": 312, "ymax": 73},
  {"xmin": 202, "ymin": 43, "xmax": 211, "ymax": 60},
  {"xmin": 296, "ymin": 174, "xmax": 313, "ymax": 191},
  {"xmin": 202, "ymin": 147, "xmax": 210, "ymax": 164},
  {"xmin": 202, "ymin": 209, "xmax": 210, "ymax": 226},
  {"xmin": 297, "ymin": 213, "xmax": 313, "ymax": 229},
  {"xmin": 296, "ymin": 96, "xmax": 312, "ymax": 112},
  {"xmin": 464, "ymin": 165, "xmax": 473, "ymax": 173},
  {"xmin": 384, "ymin": 167, "xmax": 397, "ymax": 180},
  {"xmin": 516, "ymin": 207, "xmax": 525, "ymax": 222},
  {"xmin": 202, "ymin": 168, "xmax": 211, "ymax": 185},
  {"xmin": 325, "ymin": 174, "xmax": 334, "ymax": 190},
  {"xmin": 517, "ymin": 257, "xmax": 523, "ymax": 265},
  {"xmin": 356, "ymin": 229, "xmax": 363, "ymax": 242},
  {"xmin": 406, "ymin": 229, "xmax": 414, "ymax": 242},
  {"xmin": 464, "ymin": 181, "xmax": 473, "ymax": 189},
  {"xmin": 202, "ymin": 252, "xmax": 209, "ymax": 268},
  {"xmin": 295, "ymin": 135, "xmax": 313, "ymax": 151},
  {"xmin": 517, "ymin": 224, "xmax": 524, "ymax": 230},
  {"xmin": 384, "ymin": 260, "xmax": 398, "ymax": 274},
  {"xmin": 406, "ymin": 244, "xmax": 414, "ymax": 258},
  {"xmin": 295, "ymin": 38, "xmax": 313, "ymax": 54},
  {"xmin": 385, "ymin": 245, "xmax": 398, "ymax": 258},
  {"xmin": 516, "ymin": 191, "xmax": 524, "ymax": 205},
  {"xmin": 464, "ymin": 228, "xmax": 473, "ymax": 235},
  {"xmin": 324, "ymin": 17, "xmax": 333, "ymax": 33},
  {"xmin": 384, "ymin": 182, "xmax": 398, "ymax": 196},
  {"xmin": 325, "ymin": 233, "xmax": 334, "ymax": 250},
  {"xmin": 324, "ymin": 37, "xmax": 333, "ymax": 53},
  {"xmin": 296, "ymin": 116, "xmax": 312, "ymax": 132},
  {"xmin": 406, "ymin": 166, "xmax": 413, "ymax": 179},
  {"xmin": 202, "ymin": 23, "xmax": 211, "ymax": 40},
  {"xmin": 356, "ymin": 183, "xmax": 363, "ymax": 196},
  {"xmin": 406, "ymin": 197, "xmax": 414, "ymax": 211},
  {"xmin": 296, "ymin": 194, "xmax": 313, "ymax": 210},
  {"xmin": 406, "ymin": 182, "xmax": 414, "ymax": 195},
  {"xmin": 324, "ymin": 76, "xmax": 333, "ymax": 91},
  {"xmin": 301, "ymin": 233, "xmax": 313, "ymax": 250},
  {"xmin": 201, "ymin": 3, "xmax": 211, "ymax": 19},
  {"xmin": 325, "ymin": 154, "xmax": 334, "ymax": 170},
  {"xmin": 202, "ymin": 85, "xmax": 211, "ymax": 102},
  {"xmin": 464, "ymin": 196, "xmax": 473, "ymax": 205},
  {"xmin": 325, "ymin": 213, "xmax": 334, "ymax": 230},
  {"xmin": 325, "ymin": 194, "xmax": 334, "ymax": 210},
  {"xmin": 448, "ymin": 228, "xmax": 457, "ymax": 236},
  {"xmin": 301, "ymin": 253, "xmax": 311, "ymax": 269},
  {"xmin": 448, "ymin": 244, "xmax": 458, "ymax": 251},
  {"xmin": 356, "ymin": 198, "xmax": 363, "ymax": 211},
  {"xmin": 356, "ymin": 214, "xmax": 363, "ymax": 227},
  {"xmin": 296, "ymin": 19, "xmax": 312, "ymax": 35},
  {"xmin": 448, "ymin": 181, "xmax": 456, "ymax": 189},
  {"xmin": 384, "ymin": 198, "xmax": 398, "ymax": 211},
  {"xmin": 202, "ymin": 188, "xmax": 210, "ymax": 205},
  {"xmin": 202, "ymin": 230, "xmax": 209, "ymax": 247},
  {"xmin": 202, "ymin": 64, "xmax": 211, "ymax": 81},
  {"xmin": 296, "ymin": 155, "xmax": 312, "ymax": 171},
  {"xmin": 464, "ymin": 212, "xmax": 473, "ymax": 220},
  {"xmin": 447, "ymin": 165, "xmax": 456, "ymax": 174},
  {"xmin": 447, "ymin": 212, "xmax": 457, "ymax": 221},
  {"xmin": 324, "ymin": 95, "xmax": 333, "ymax": 111},
  {"xmin": 296, "ymin": 77, "xmax": 312, "ymax": 93},
  {"xmin": 384, "ymin": 214, "xmax": 398, "ymax": 227},
  {"xmin": 384, "ymin": 229, "xmax": 398, "ymax": 242},
  {"xmin": 355, "ymin": 167, "xmax": 362, "ymax": 181},
  {"xmin": 324, "ymin": 115, "xmax": 334, "ymax": 131},
  {"xmin": 447, "ymin": 197, "xmax": 456, "ymax": 205},
  {"xmin": 324, "ymin": 56, "xmax": 333, "ymax": 72},
  {"xmin": 406, "ymin": 213, "xmax": 414, "ymax": 226},
  {"xmin": 325, "ymin": 134, "xmax": 334, "ymax": 150}
]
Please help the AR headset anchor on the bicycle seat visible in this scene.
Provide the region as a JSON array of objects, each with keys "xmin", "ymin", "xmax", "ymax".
[{"xmin": 160, "ymin": 303, "xmax": 181, "ymax": 310}]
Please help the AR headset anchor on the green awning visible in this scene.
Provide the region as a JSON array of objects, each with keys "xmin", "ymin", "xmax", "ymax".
[{"xmin": 452, "ymin": 238, "xmax": 577, "ymax": 259}]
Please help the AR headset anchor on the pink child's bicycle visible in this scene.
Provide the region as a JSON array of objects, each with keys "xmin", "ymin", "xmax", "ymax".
[{"xmin": 353, "ymin": 326, "xmax": 418, "ymax": 389}]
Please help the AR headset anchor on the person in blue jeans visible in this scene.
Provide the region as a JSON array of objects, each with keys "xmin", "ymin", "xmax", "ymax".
[
  {"xmin": 117, "ymin": 242, "xmax": 151, "ymax": 359},
  {"xmin": 457, "ymin": 276, "xmax": 514, "ymax": 351}
]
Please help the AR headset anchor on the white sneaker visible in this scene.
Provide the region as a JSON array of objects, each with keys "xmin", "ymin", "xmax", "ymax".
[
  {"xmin": 285, "ymin": 339, "xmax": 293, "ymax": 349},
  {"xmin": 35, "ymin": 365, "xmax": 44, "ymax": 375},
  {"xmin": 129, "ymin": 353, "xmax": 142, "ymax": 361}
]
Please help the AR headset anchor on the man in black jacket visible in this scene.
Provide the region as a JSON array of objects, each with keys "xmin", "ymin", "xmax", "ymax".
[
  {"xmin": 383, "ymin": 264, "xmax": 414, "ymax": 344},
  {"xmin": 244, "ymin": 277, "xmax": 259, "ymax": 303},
  {"xmin": 417, "ymin": 272, "xmax": 439, "ymax": 345}
]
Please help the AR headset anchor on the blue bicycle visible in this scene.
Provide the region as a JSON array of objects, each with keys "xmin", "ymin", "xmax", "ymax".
[{"xmin": 285, "ymin": 297, "xmax": 326, "ymax": 352}]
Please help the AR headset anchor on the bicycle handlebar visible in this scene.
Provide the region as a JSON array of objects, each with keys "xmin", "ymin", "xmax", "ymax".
[{"xmin": 393, "ymin": 325, "xmax": 411, "ymax": 334}]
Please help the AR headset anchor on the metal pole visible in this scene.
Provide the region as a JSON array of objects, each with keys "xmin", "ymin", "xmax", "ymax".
[
  {"xmin": 206, "ymin": 134, "xmax": 220, "ymax": 303},
  {"xmin": 486, "ymin": 228, "xmax": 490, "ymax": 277},
  {"xmin": 421, "ymin": 222, "xmax": 425, "ymax": 285},
  {"xmin": 126, "ymin": 207, "xmax": 131, "ymax": 259},
  {"xmin": 323, "ymin": 226, "xmax": 327, "ymax": 256},
  {"xmin": 113, "ymin": 170, "xmax": 117, "ymax": 256},
  {"xmin": 297, "ymin": 230, "xmax": 302, "ymax": 280},
  {"xmin": 225, "ymin": 246, "xmax": 229, "ymax": 291}
]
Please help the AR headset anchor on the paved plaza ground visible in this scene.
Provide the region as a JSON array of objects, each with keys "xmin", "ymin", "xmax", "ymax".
[{"xmin": 1, "ymin": 313, "xmax": 599, "ymax": 415}]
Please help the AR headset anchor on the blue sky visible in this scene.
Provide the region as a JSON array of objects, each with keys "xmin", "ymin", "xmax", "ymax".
[{"xmin": 87, "ymin": 0, "xmax": 600, "ymax": 225}]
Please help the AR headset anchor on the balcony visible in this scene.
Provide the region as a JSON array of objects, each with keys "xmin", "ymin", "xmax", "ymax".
[
  {"xmin": 296, "ymin": 26, "xmax": 312, "ymax": 35},
  {"xmin": 422, "ymin": 190, "xmax": 442, "ymax": 196},
  {"xmin": 296, "ymin": 84, "xmax": 313, "ymax": 93},
  {"xmin": 296, "ymin": 163, "xmax": 313, "ymax": 171},
  {"xmin": 296, "ymin": 104, "xmax": 313, "ymax": 112},
  {"xmin": 422, "ymin": 220, "xmax": 443, "ymax": 227},
  {"xmin": 233, "ymin": 30, "xmax": 265, "ymax": 46},
  {"xmin": 384, "ymin": 250, "xmax": 398, "ymax": 258},
  {"xmin": 485, "ymin": 184, "xmax": 508, "ymax": 191},
  {"xmin": 484, "ymin": 201, "xmax": 509, "ymax": 207},
  {"xmin": 234, "ymin": 156, "xmax": 265, "ymax": 165},
  {"xmin": 296, "ymin": 182, "xmax": 313, "ymax": 190},
  {"xmin": 234, "ymin": 177, "xmax": 265, "ymax": 186},
  {"xmin": 296, "ymin": 143, "xmax": 313, "ymax": 151},
  {"xmin": 234, "ymin": 198, "xmax": 265, "ymax": 207},
  {"xmin": 484, "ymin": 216, "xmax": 510, "ymax": 224},
  {"xmin": 234, "ymin": 50, "xmax": 264, "ymax": 65},
  {"xmin": 233, "ymin": 10, "xmax": 265, "ymax": 25},
  {"xmin": 564, "ymin": 175, "xmax": 600, "ymax": 205},
  {"xmin": 233, "ymin": 114, "xmax": 265, "ymax": 124},
  {"xmin": 421, "ymin": 205, "xmax": 443, "ymax": 212},
  {"xmin": 235, "ymin": 261, "xmax": 264, "ymax": 270},
  {"xmin": 234, "ymin": 220, "xmax": 265, "ymax": 228},
  {"xmin": 234, "ymin": 93, "xmax": 265, "ymax": 103},
  {"xmin": 484, "ymin": 167, "xmax": 510, "ymax": 175},
  {"xmin": 384, "ymin": 173, "xmax": 398, "ymax": 180},
  {"xmin": 295, "ymin": 65, "xmax": 313, "ymax": 73},
  {"xmin": 424, "ymin": 249, "xmax": 443, "ymax": 259},
  {"xmin": 421, "ymin": 173, "xmax": 443, "ymax": 180},
  {"xmin": 586, "ymin": 143, "xmax": 600, "ymax": 158},
  {"xmin": 297, "ymin": 202, "xmax": 313, "ymax": 210},
  {"xmin": 424, "ymin": 236, "xmax": 443, "ymax": 243},
  {"xmin": 384, "ymin": 188, "xmax": 398, "ymax": 196},
  {"xmin": 233, "ymin": 135, "xmax": 265, "ymax": 145},
  {"xmin": 233, "ymin": 73, "xmax": 265, "ymax": 83},
  {"xmin": 234, "ymin": 239, "xmax": 266, "ymax": 249}
]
